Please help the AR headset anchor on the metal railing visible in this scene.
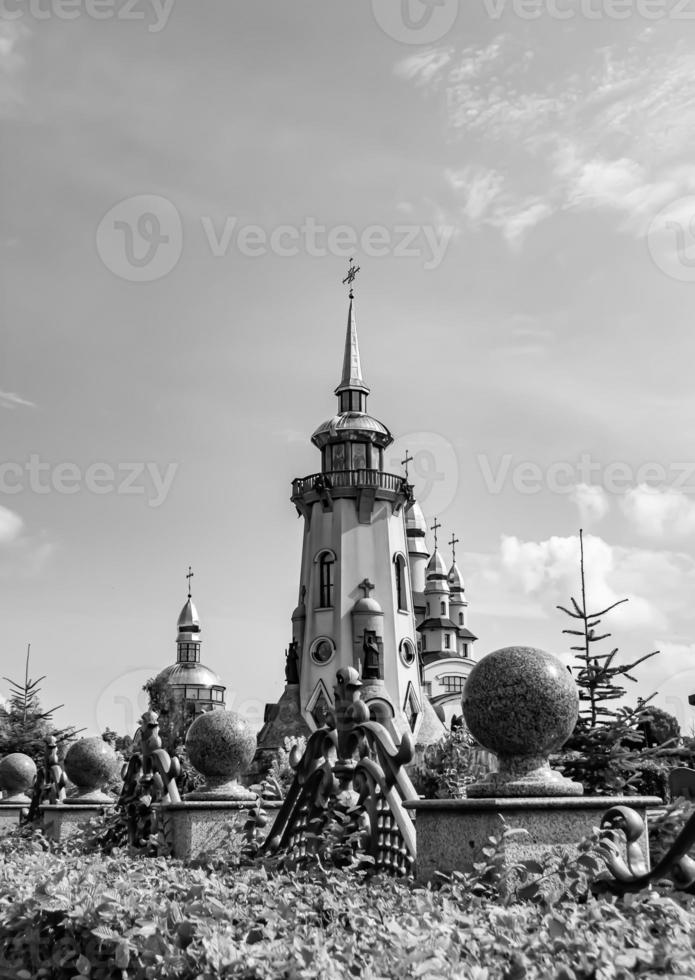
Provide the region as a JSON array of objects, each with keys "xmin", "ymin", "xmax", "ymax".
[{"xmin": 292, "ymin": 469, "xmax": 407, "ymax": 497}]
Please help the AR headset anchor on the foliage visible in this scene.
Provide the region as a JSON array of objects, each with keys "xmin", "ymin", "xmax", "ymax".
[
  {"xmin": 250, "ymin": 735, "xmax": 307, "ymax": 802},
  {"xmin": 557, "ymin": 530, "xmax": 664, "ymax": 796},
  {"xmin": 1, "ymin": 646, "xmax": 81, "ymax": 762},
  {"xmin": 637, "ymin": 706, "xmax": 681, "ymax": 748},
  {"xmin": 1, "ymin": 826, "xmax": 695, "ymax": 978},
  {"xmin": 410, "ymin": 727, "xmax": 494, "ymax": 799},
  {"xmin": 101, "ymin": 728, "xmax": 134, "ymax": 759},
  {"xmin": 649, "ymin": 799, "xmax": 695, "ymax": 866}
]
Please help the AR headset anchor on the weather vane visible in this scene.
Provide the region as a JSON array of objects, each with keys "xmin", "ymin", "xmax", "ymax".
[
  {"xmin": 342, "ymin": 257, "xmax": 360, "ymax": 296},
  {"xmin": 186, "ymin": 565, "xmax": 194, "ymax": 598},
  {"xmin": 449, "ymin": 532, "xmax": 460, "ymax": 563},
  {"xmin": 431, "ymin": 517, "xmax": 441, "ymax": 551}
]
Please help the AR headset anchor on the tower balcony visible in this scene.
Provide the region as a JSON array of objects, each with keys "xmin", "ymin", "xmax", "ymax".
[{"xmin": 291, "ymin": 469, "xmax": 409, "ymax": 519}]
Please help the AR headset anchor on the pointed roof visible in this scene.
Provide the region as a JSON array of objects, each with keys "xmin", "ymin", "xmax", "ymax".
[
  {"xmin": 177, "ymin": 597, "xmax": 200, "ymax": 632},
  {"xmin": 426, "ymin": 549, "xmax": 449, "ymax": 581},
  {"xmin": 448, "ymin": 561, "xmax": 466, "ymax": 593},
  {"xmin": 334, "ymin": 292, "xmax": 370, "ymax": 397}
]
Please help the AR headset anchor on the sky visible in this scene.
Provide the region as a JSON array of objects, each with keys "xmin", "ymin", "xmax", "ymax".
[{"xmin": 2, "ymin": 1, "xmax": 695, "ymax": 739}]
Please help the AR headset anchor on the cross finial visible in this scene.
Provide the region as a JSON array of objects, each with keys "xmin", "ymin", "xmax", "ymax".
[
  {"xmin": 449, "ymin": 532, "xmax": 460, "ymax": 563},
  {"xmin": 342, "ymin": 257, "xmax": 360, "ymax": 298},
  {"xmin": 186, "ymin": 565, "xmax": 194, "ymax": 598},
  {"xmin": 401, "ymin": 450, "xmax": 414, "ymax": 480},
  {"xmin": 431, "ymin": 518, "xmax": 441, "ymax": 551},
  {"xmin": 359, "ymin": 578, "xmax": 375, "ymax": 598}
]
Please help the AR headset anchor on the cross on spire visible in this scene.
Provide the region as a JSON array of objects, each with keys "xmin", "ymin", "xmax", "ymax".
[
  {"xmin": 401, "ymin": 450, "xmax": 414, "ymax": 480},
  {"xmin": 431, "ymin": 518, "xmax": 441, "ymax": 551},
  {"xmin": 186, "ymin": 565, "xmax": 194, "ymax": 598},
  {"xmin": 359, "ymin": 578, "xmax": 375, "ymax": 598},
  {"xmin": 342, "ymin": 257, "xmax": 360, "ymax": 297},
  {"xmin": 449, "ymin": 532, "xmax": 460, "ymax": 563}
]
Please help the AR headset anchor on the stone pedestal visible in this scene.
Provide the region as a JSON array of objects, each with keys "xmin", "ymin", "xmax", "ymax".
[
  {"xmin": 155, "ymin": 800, "xmax": 283, "ymax": 860},
  {"xmin": 0, "ymin": 803, "xmax": 28, "ymax": 836},
  {"xmin": 41, "ymin": 803, "xmax": 115, "ymax": 842},
  {"xmin": 405, "ymin": 796, "xmax": 662, "ymax": 890}
]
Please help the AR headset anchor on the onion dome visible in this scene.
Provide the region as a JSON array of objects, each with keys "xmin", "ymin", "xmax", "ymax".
[
  {"xmin": 177, "ymin": 597, "xmax": 200, "ymax": 633},
  {"xmin": 352, "ymin": 595, "xmax": 383, "ymax": 616},
  {"xmin": 426, "ymin": 549, "xmax": 448, "ymax": 581},
  {"xmin": 311, "ymin": 412, "xmax": 392, "ymax": 447},
  {"xmin": 448, "ymin": 561, "xmax": 466, "ymax": 593},
  {"xmin": 405, "ymin": 499, "xmax": 428, "ymax": 536}
]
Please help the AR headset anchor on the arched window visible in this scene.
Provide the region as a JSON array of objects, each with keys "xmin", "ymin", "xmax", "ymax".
[
  {"xmin": 394, "ymin": 554, "xmax": 407, "ymax": 611},
  {"xmin": 458, "ymin": 612, "xmax": 464, "ymax": 626},
  {"xmin": 422, "ymin": 634, "xmax": 427, "ymax": 651},
  {"xmin": 317, "ymin": 551, "xmax": 335, "ymax": 608},
  {"xmin": 444, "ymin": 633, "xmax": 451, "ymax": 649},
  {"xmin": 440, "ymin": 601, "xmax": 446, "ymax": 616},
  {"xmin": 426, "ymin": 602, "xmax": 430, "ymax": 617}
]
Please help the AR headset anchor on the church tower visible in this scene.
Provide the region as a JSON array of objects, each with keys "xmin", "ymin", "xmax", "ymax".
[{"xmin": 280, "ymin": 274, "xmax": 443, "ymax": 744}]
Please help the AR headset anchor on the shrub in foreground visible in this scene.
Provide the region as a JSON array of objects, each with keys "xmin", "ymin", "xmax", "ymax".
[{"xmin": 1, "ymin": 826, "xmax": 695, "ymax": 979}]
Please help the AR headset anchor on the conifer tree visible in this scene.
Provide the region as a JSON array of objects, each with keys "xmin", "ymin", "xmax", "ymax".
[{"xmin": 557, "ymin": 530, "xmax": 660, "ymax": 794}]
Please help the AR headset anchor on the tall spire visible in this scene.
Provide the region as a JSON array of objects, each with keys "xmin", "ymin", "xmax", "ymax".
[{"xmin": 335, "ymin": 289, "xmax": 370, "ymax": 399}]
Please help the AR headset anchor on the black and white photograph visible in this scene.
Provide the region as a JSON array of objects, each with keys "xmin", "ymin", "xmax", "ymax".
[{"xmin": 2, "ymin": 2, "xmax": 695, "ymax": 977}]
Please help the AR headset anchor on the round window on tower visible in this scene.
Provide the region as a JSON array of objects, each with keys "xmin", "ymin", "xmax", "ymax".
[
  {"xmin": 399, "ymin": 639, "xmax": 416, "ymax": 667},
  {"xmin": 311, "ymin": 637, "xmax": 335, "ymax": 665}
]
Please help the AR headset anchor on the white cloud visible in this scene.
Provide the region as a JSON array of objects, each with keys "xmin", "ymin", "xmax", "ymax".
[
  {"xmin": 398, "ymin": 28, "xmax": 695, "ymax": 244},
  {"xmin": 497, "ymin": 533, "xmax": 667, "ymax": 631},
  {"xmin": 621, "ymin": 484, "xmax": 695, "ymax": 539},
  {"xmin": 570, "ymin": 483, "xmax": 610, "ymax": 526},
  {"xmin": 0, "ymin": 390, "xmax": 35, "ymax": 410},
  {"xmin": 0, "ymin": 506, "xmax": 23, "ymax": 545}
]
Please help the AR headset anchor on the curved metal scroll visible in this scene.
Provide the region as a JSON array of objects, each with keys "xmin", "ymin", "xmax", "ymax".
[
  {"xmin": 597, "ymin": 804, "xmax": 695, "ymax": 894},
  {"xmin": 262, "ymin": 668, "xmax": 417, "ymax": 875}
]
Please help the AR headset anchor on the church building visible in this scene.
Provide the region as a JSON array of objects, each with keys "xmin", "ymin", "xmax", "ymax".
[
  {"xmin": 148, "ymin": 572, "xmax": 227, "ymax": 749},
  {"xmin": 257, "ymin": 269, "xmax": 477, "ymax": 756}
]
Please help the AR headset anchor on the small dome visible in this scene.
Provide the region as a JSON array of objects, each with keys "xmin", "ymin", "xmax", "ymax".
[
  {"xmin": 405, "ymin": 500, "xmax": 427, "ymax": 535},
  {"xmin": 352, "ymin": 596, "xmax": 383, "ymax": 615},
  {"xmin": 177, "ymin": 597, "xmax": 200, "ymax": 631},
  {"xmin": 311, "ymin": 412, "xmax": 392, "ymax": 447},
  {"xmin": 156, "ymin": 662, "xmax": 222, "ymax": 688},
  {"xmin": 448, "ymin": 561, "xmax": 465, "ymax": 592},
  {"xmin": 426, "ymin": 549, "xmax": 448, "ymax": 579}
]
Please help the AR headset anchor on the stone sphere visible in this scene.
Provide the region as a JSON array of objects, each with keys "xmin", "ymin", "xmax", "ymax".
[
  {"xmin": 462, "ymin": 646, "xmax": 578, "ymax": 758},
  {"xmin": 0, "ymin": 753, "xmax": 37, "ymax": 797},
  {"xmin": 64, "ymin": 737, "xmax": 120, "ymax": 792},
  {"xmin": 185, "ymin": 710, "xmax": 255, "ymax": 781}
]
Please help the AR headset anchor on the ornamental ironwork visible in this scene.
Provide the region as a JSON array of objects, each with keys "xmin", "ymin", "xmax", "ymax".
[{"xmin": 262, "ymin": 667, "xmax": 417, "ymax": 875}]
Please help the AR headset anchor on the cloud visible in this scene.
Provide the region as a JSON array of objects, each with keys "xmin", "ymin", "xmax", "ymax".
[
  {"xmin": 397, "ymin": 27, "xmax": 695, "ymax": 244},
  {"xmin": 570, "ymin": 483, "xmax": 610, "ymax": 526},
  {"xmin": 0, "ymin": 506, "xmax": 23, "ymax": 545},
  {"xmin": 496, "ymin": 533, "xmax": 668, "ymax": 631},
  {"xmin": 0, "ymin": 390, "xmax": 35, "ymax": 410},
  {"xmin": 0, "ymin": 22, "xmax": 29, "ymax": 117},
  {"xmin": 621, "ymin": 485, "xmax": 695, "ymax": 539}
]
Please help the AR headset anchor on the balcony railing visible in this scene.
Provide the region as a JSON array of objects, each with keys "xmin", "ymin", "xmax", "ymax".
[{"xmin": 292, "ymin": 469, "xmax": 407, "ymax": 498}]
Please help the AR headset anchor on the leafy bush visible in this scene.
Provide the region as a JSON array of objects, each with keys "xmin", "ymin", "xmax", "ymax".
[
  {"xmin": 410, "ymin": 727, "xmax": 494, "ymax": 799},
  {"xmin": 3, "ymin": 823, "xmax": 694, "ymax": 978}
]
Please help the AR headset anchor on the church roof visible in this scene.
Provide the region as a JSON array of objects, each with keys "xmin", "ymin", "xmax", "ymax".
[
  {"xmin": 448, "ymin": 561, "xmax": 466, "ymax": 592},
  {"xmin": 335, "ymin": 292, "xmax": 370, "ymax": 397},
  {"xmin": 405, "ymin": 500, "xmax": 428, "ymax": 535},
  {"xmin": 177, "ymin": 597, "xmax": 200, "ymax": 632},
  {"xmin": 426, "ymin": 549, "xmax": 448, "ymax": 580},
  {"xmin": 416, "ymin": 616, "xmax": 458, "ymax": 631},
  {"xmin": 156, "ymin": 662, "xmax": 223, "ymax": 688},
  {"xmin": 311, "ymin": 411, "xmax": 391, "ymax": 443}
]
